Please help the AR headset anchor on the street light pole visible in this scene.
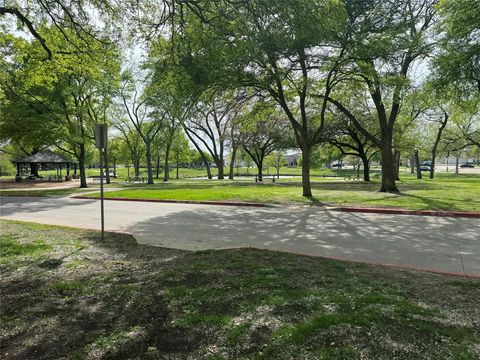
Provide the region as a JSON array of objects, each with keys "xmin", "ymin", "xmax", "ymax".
[
  {"xmin": 99, "ymin": 147, "xmax": 105, "ymax": 239},
  {"xmin": 94, "ymin": 124, "xmax": 108, "ymax": 240}
]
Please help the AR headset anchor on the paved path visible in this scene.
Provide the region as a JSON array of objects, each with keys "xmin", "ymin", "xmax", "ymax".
[{"xmin": 1, "ymin": 196, "xmax": 479, "ymax": 277}]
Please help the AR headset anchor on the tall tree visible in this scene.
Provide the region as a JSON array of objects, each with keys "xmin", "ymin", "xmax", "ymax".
[
  {"xmin": 239, "ymin": 103, "xmax": 291, "ymax": 181},
  {"xmin": 162, "ymin": 0, "xmax": 347, "ymax": 196},
  {"xmin": 1, "ymin": 28, "xmax": 120, "ymax": 187},
  {"xmin": 0, "ymin": 0, "xmax": 118, "ymax": 59},
  {"xmin": 184, "ymin": 91, "xmax": 245, "ymax": 180},
  {"xmin": 169, "ymin": 129, "xmax": 191, "ymax": 180},
  {"xmin": 327, "ymin": 116, "xmax": 378, "ymax": 182},
  {"xmin": 116, "ymin": 74, "xmax": 164, "ymax": 184},
  {"xmin": 324, "ymin": 0, "xmax": 436, "ymax": 192},
  {"xmin": 434, "ymin": 0, "xmax": 480, "ymax": 94}
]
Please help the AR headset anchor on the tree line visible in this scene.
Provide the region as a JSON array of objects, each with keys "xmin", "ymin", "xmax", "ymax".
[{"xmin": 1, "ymin": 0, "xmax": 478, "ymax": 195}]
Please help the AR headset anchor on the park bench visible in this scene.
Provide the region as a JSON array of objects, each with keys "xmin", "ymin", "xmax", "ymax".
[
  {"xmin": 127, "ymin": 177, "xmax": 146, "ymax": 184},
  {"xmin": 344, "ymin": 175, "xmax": 360, "ymax": 181},
  {"xmin": 48, "ymin": 175, "xmax": 63, "ymax": 182},
  {"xmin": 255, "ymin": 175, "xmax": 277, "ymax": 183}
]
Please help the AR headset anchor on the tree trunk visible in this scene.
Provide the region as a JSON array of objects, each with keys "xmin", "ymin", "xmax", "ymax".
[
  {"xmin": 360, "ymin": 154, "xmax": 370, "ymax": 182},
  {"xmin": 414, "ymin": 149, "xmax": 422, "ymax": 179},
  {"xmin": 410, "ymin": 156, "xmax": 415, "ymax": 174},
  {"xmin": 113, "ymin": 159, "xmax": 116, "ymax": 177},
  {"xmin": 205, "ymin": 161, "xmax": 212, "ymax": 179},
  {"xmin": 176, "ymin": 153, "xmax": 179, "ymax": 180},
  {"xmin": 379, "ymin": 142, "xmax": 398, "ymax": 192},
  {"xmin": 78, "ymin": 144, "xmax": 87, "ymax": 188},
  {"xmin": 163, "ymin": 143, "xmax": 172, "ymax": 182},
  {"xmin": 229, "ymin": 147, "xmax": 237, "ymax": 180},
  {"xmin": 394, "ymin": 150, "xmax": 401, "ymax": 180},
  {"xmin": 134, "ymin": 159, "xmax": 140, "ymax": 177},
  {"xmin": 183, "ymin": 125, "xmax": 211, "ymax": 179},
  {"xmin": 429, "ymin": 113, "xmax": 448, "ymax": 179},
  {"xmin": 257, "ymin": 159, "xmax": 263, "ymax": 182},
  {"xmin": 216, "ymin": 158, "xmax": 224, "ymax": 180},
  {"xmin": 455, "ymin": 154, "xmax": 459, "ymax": 174},
  {"xmin": 276, "ymin": 166, "xmax": 280, "ymax": 179},
  {"xmin": 301, "ymin": 146, "xmax": 312, "ymax": 197},
  {"xmin": 146, "ymin": 142, "xmax": 154, "ymax": 184},
  {"xmin": 156, "ymin": 153, "xmax": 161, "ymax": 179}
]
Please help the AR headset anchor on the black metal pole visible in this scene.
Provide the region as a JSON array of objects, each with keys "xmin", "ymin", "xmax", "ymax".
[{"xmin": 99, "ymin": 148, "xmax": 105, "ymax": 239}]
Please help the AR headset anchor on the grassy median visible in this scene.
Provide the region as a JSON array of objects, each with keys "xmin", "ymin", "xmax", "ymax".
[{"xmin": 1, "ymin": 219, "xmax": 479, "ymax": 359}]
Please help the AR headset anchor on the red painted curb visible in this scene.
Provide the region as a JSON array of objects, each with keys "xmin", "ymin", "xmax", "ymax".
[
  {"xmin": 72, "ymin": 196, "xmax": 269, "ymax": 208},
  {"xmin": 265, "ymin": 248, "xmax": 480, "ymax": 280},
  {"xmin": 338, "ymin": 206, "xmax": 480, "ymax": 219}
]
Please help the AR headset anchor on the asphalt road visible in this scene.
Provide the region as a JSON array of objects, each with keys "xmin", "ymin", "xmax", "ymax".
[{"xmin": 1, "ymin": 196, "xmax": 479, "ymax": 277}]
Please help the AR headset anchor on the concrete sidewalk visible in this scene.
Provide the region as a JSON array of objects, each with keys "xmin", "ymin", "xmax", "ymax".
[{"xmin": 1, "ymin": 196, "xmax": 479, "ymax": 277}]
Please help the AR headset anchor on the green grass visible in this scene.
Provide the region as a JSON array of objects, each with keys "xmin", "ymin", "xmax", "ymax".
[
  {"xmin": 0, "ymin": 236, "xmax": 52, "ymax": 258},
  {"xmin": 1, "ymin": 219, "xmax": 479, "ymax": 359},
  {"xmin": 84, "ymin": 172, "xmax": 480, "ymax": 211}
]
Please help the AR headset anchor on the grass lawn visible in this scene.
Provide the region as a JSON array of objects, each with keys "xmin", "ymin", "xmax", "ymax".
[
  {"xmin": 87, "ymin": 173, "xmax": 480, "ymax": 211},
  {"xmin": 1, "ymin": 220, "xmax": 479, "ymax": 359},
  {"xmin": 2, "ymin": 171, "xmax": 478, "ymax": 212}
]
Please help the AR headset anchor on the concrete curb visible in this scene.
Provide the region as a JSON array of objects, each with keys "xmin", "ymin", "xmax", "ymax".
[
  {"xmin": 72, "ymin": 195, "xmax": 271, "ymax": 208},
  {"xmin": 336, "ymin": 206, "xmax": 480, "ymax": 219}
]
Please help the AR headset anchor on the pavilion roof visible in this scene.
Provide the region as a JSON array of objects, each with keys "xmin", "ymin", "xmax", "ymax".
[{"xmin": 13, "ymin": 150, "xmax": 76, "ymax": 164}]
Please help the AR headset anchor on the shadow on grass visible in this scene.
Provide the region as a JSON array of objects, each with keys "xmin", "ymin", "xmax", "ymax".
[
  {"xmin": 0, "ymin": 223, "xmax": 195, "ymax": 360},
  {"xmin": 393, "ymin": 192, "xmax": 467, "ymax": 211}
]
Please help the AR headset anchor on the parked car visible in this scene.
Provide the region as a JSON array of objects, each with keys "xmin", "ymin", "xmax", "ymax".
[
  {"xmin": 331, "ymin": 163, "xmax": 343, "ymax": 168},
  {"xmin": 421, "ymin": 161, "xmax": 432, "ymax": 166},
  {"xmin": 460, "ymin": 162, "xmax": 475, "ymax": 168},
  {"xmin": 420, "ymin": 165, "xmax": 431, "ymax": 172}
]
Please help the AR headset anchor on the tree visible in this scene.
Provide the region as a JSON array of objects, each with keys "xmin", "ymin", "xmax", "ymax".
[
  {"xmin": 107, "ymin": 136, "xmax": 127, "ymax": 178},
  {"xmin": 0, "ymin": 35, "xmax": 59, "ymax": 165},
  {"xmin": 1, "ymin": 0, "xmax": 117, "ymax": 59},
  {"xmin": 324, "ymin": 0, "xmax": 436, "ymax": 192},
  {"xmin": 169, "ymin": 129, "xmax": 191, "ymax": 180},
  {"xmin": 1, "ymin": 28, "xmax": 120, "ymax": 187},
  {"xmin": 326, "ymin": 98, "xmax": 379, "ymax": 181},
  {"xmin": 116, "ymin": 73, "xmax": 164, "ymax": 184},
  {"xmin": 118, "ymin": 128, "xmax": 145, "ymax": 178},
  {"xmin": 434, "ymin": 0, "xmax": 480, "ymax": 94},
  {"xmin": 164, "ymin": 0, "xmax": 347, "ymax": 196},
  {"xmin": 265, "ymin": 151, "xmax": 286, "ymax": 179},
  {"xmin": 239, "ymin": 103, "xmax": 291, "ymax": 181},
  {"xmin": 184, "ymin": 91, "xmax": 245, "ymax": 180}
]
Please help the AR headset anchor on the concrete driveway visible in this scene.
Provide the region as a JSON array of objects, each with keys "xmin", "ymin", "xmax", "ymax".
[{"xmin": 1, "ymin": 196, "xmax": 479, "ymax": 277}]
